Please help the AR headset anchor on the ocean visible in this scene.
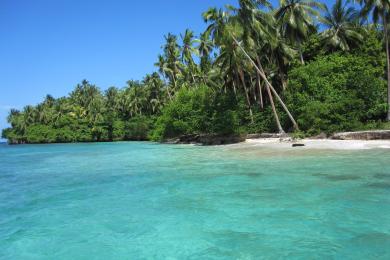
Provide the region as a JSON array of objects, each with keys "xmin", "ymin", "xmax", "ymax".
[{"xmin": 0, "ymin": 142, "xmax": 389, "ymax": 259}]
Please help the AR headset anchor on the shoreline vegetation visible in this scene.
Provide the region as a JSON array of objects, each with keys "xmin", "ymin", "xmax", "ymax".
[{"xmin": 2, "ymin": 0, "xmax": 390, "ymax": 145}]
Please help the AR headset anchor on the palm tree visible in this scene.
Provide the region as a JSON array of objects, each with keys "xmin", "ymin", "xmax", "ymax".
[
  {"xmin": 43, "ymin": 94, "xmax": 55, "ymax": 107},
  {"xmin": 126, "ymin": 80, "xmax": 147, "ymax": 117},
  {"xmin": 155, "ymin": 34, "xmax": 183, "ymax": 95},
  {"xmin": 203, "ymin": 7, "xmax": 229, "ymax": 45},
  {"xmin": 218, "ymin": 38, "xmax": 255, "ymax": 123},
  {"xmin": 23, "ymin": 105, "xmax": 36, "ymax": 126},
  {"xmin": 320, "ymin": 0, "xmax": 364, "ymax": 51},
  {"xmin": 180, "ymin": 29, "xmax": 198, "ymax": 83},
  {"xmin": 196, "ymin": 31, "xmax": 214, "ymax": 73},
  {"xmin": 155, "ymin": 55, "xmax": 172, "ymax": 98},
  {"xmin": 231, "ymin": 0, "xmax": 299, "ymax": 132},
  {"xmin": 205, "ymin": 10, "xmax": 256, "ymax": 123},
  {"xmin": 232, "ymin": 36, "xmax": 300, "ymax": 132},
  {"xmin": 275, "ymin": 0, "xmax": 325, "ymax": 64},
  {"xmin": 104, "ymin": 86, "xmax": 119, "ymax": 141},
  {"xmin": 105, "ymin": 87, "xmax": 119, "ymax": 110},
  {"xmin": 358, "ymin": 0, "xmax": 390, "ymax": 121},
  {"xmin": 143, "ymin": 72, "xmax": 165, "ymax": 114},
  {"xmin": 7, "ymin": 109, "xmax": 23, "ymax": 132}
]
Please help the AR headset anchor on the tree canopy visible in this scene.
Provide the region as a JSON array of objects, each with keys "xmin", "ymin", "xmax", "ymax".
[{"xmin": 2, "ymin": 0, "xmax": 390, "ymax": 144}]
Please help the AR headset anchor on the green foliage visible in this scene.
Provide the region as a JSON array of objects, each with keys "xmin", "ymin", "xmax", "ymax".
[
  {"xmin": 25, "ymin": 125, "xmax": 57, "ymax": 143},
  {"xmin": 1, "ymin": 128, "xmax": 11, "ymax": 139},
  {"xmin": 291, "ymin": 130, "xmax": 307, "ymax": 140},
  {"xmin": 302, "ymin": 33, "xmax": 327, "ymax": 61},
  {"xmin": 151, "ymin": 86, "xmax": 240, "ymax": 141},
  {"xmin": 352, "ymin": 29, "xmax": 386, "ymax": 68},
  {"xmin": 285, "ymin": 53, "xmax": 387, "ymax": 135},
  {"xmin": 2, "ymin": 1, "xmax": 390, "ymax": 144},
  {"xmin": 244, "ymin": 107, "xmax": 275, "ymax": 134},
  {"xmin": 125, "ymin": 116, "xmax": 154, "ymax": 140}
]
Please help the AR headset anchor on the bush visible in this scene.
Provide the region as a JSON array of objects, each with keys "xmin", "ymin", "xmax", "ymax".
[
  {"xmin": 112, "ymin": 120, "xmax": 126, "ymax": 141},
  {"xmin": 25, "ymin": 124, "xmax": 57, "ymax": 143},
  {"xmin": 1, "ymin": 128, "xmax": 11, "ymax": 139},
  {"xmin": 151, "ymin": 85, "xmax": 240, "ymax": 141},
  {"xmin": 125, "ymin": 116, "xmax": 153, "ymax": 140},
  {"xmin": 284, "ymin": 53, "xmax": 387, "ymax": 135}
]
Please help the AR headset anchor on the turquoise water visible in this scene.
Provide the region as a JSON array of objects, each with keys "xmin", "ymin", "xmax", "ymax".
[{"xmin": 0, "ymin": 142, "xmax": 390, "ymax": 259}]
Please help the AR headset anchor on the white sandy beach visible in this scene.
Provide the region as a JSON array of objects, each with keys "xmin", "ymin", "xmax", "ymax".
[{"xmin": 243, "ymin": 138, "xmax": 390, "ymax": 150}]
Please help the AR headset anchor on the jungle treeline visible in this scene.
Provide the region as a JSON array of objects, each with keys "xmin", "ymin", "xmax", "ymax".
[{"xmin": 3, "ymin": 0, "xmax": 390, "ymax": 144}]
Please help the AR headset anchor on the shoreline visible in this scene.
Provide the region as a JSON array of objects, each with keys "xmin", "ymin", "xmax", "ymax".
[
  {"xmin": 3, "ymin": 130, "xmax": 390, "ymax": 149},
  {"xmin": 241, "ymin": 138, "xmax": 390, "ymax": 150},
  {"xmin": 2, "ymin": 138, "xmax": 390, "ymax": 150}
]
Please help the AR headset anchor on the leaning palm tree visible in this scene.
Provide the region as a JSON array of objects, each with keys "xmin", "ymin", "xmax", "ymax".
[
  {"xmin": 233, "ymin": 0, "xmax": 284, "ymax": 129},
  {"xmin": 231, "ymin": 0, "xmax": 299, "ymax": 132},
  {"xmin": 215, "ymin": 26, "xmax": 255, "ymax": 123},
  {"xmin": 320, "ymin": 0, "xmax": 364, "ymax": 51},
  {"xmin": 357, "ymin": 0, "xmax": 390, "ymax": 121},
  {"xmin": 275, "ymin": 0, "xmax": 325, "ymax": 64}
]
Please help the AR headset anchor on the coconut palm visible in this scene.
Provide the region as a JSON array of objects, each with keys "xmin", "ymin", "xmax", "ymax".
[
  {"xmin": 180, "ymin": 29, "xmax": 199, "ymax": 83},
  {"xmin": 275, "ymin": 0, "xmax": 325, "ymax": 64},
  {"xmin": 143, "ymin": 72, "xmax": 165, "ymax": 114},
  {"xmin": 230, "ymin": 1, "xmax": 298, "ymax": 131},
  {"xmin": 105, "ymin": 87, "xmax": 119, "ymax": 109},
  {"xmin": 320, "ymin": 0, "xmax": 363, "ymax": 51},
  {"xmin": 203, "ymin": 7, "xmax": 230, "ymax": 46},
  {"xmin": 197, "ymin": 31, "xmax": 214, "ymax": 73},
  {"xmin": 155, "ymin": 34, "xmax": 183, "ymax": 95},
  {"xmin": 22, "ymin": 105, "xmax": 36, "ymax": 126},
  {"xmin": 7, "ymin": 109, "xmax": 23, "ymax": 131},
  {"xmin": 205, "ymin": 11, "xmax": 256, "ymax": 123}
]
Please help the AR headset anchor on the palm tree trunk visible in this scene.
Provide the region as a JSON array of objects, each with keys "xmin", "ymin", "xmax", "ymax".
[
  {"xmin": 281, "ymin": 72, "xmax": 287, "ymax": 91},
  {"xmin": 384, "ymin": 16, "xmax": 390, "ymax": 121},
  {"xmin": 259, "ymin": 64, "xmax": 300, "ymax": 131},
  {"xmin": 167, "ymin": 88, "xmax": 173, "ymax": 101},
  {"xmin": 256, "ymin": 57, "xmax": 264, "ymax": 109},
  {"xmin": 232, "ymin": 77, "xmax": 237, "ymax": 95},
  {"xmin": 299, "ymin": 51, "xmax": 305, "ymax": 65},
  {"xmin": 298, "ymin": 41, "xmax": 305, "ymax": 65},
  {"xmin": 256, "ymin": 75, "xmax": 264, "ymax": 109},
  {"xmin": 232, "ymin": 37, "xmax": 299, "ymax": 131},
  {"xmin": 265, "ymin": 79, "xmax": 284, "ymax": 133},
  {"xmin": 278, "ymin": 61, "xmax": 288, "ymax": 90},
  {"xmin": 190, "ymin": 66, "xmax": 196, "ymax": 83},
  {"xmin": 250, "ymin": 76, "xmax": 256, "ymax": 101},
  {"xmin": 238, "ymin": 69, "xmax": 254, "ymax": 123},
  {"xmin": 171, "ymin": 74, "xmax": 177, "ymax": 91}
]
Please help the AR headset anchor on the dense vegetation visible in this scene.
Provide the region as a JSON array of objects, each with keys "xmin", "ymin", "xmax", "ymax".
[{"xmin": 2, "ymin": 0, "xmax": 390, "ymax": 144}]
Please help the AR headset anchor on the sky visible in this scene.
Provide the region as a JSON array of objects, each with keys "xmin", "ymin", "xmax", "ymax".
[{"xmin": 0, "ymin": 0, "xmax": 335, "ymax": 141}]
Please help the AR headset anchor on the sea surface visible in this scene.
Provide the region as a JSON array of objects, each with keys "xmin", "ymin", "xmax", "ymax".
[{"xmin": 0, "ymin": 142, "xmax": 390, "ymax": 259}]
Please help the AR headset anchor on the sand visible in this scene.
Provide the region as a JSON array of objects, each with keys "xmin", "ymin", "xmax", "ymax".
[{"xmin": 243, "ymin": 138, "xmax": 390, "ymax": 150}]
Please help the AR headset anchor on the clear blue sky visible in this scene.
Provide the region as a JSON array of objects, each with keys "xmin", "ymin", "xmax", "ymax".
[{"xmin": 0, "ymin": 0, "xmax": 335, "ymax": 139}]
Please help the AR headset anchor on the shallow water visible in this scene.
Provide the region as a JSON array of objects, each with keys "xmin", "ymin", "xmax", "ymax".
[{"xmin": 0, "ymin": 142, "xmax": 389, "ymax": 259}]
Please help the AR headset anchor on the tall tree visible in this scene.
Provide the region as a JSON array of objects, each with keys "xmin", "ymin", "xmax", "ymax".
[
  {"xmin": 358, "ymin": 0, "xmax": 390, "ymax": 121},
  {"xmin": 275, "ymin": 0, "xmax": 325, "ymax": 64},
  {"xmin": 197, "ymin": 31, "xmax": 214, "ymax": 73},
  {"xmin": 180, "ymin": 29, "xmax": 198, "ymax": 83},
  {"xmin": 320, "ymin": 0, "xmax": 364, "ymax": 51}
]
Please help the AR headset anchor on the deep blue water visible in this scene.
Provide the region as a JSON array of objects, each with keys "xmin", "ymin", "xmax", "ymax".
[{"xmin": 0, "ymin": 142, "xmax": 390, "ymax": 259}]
